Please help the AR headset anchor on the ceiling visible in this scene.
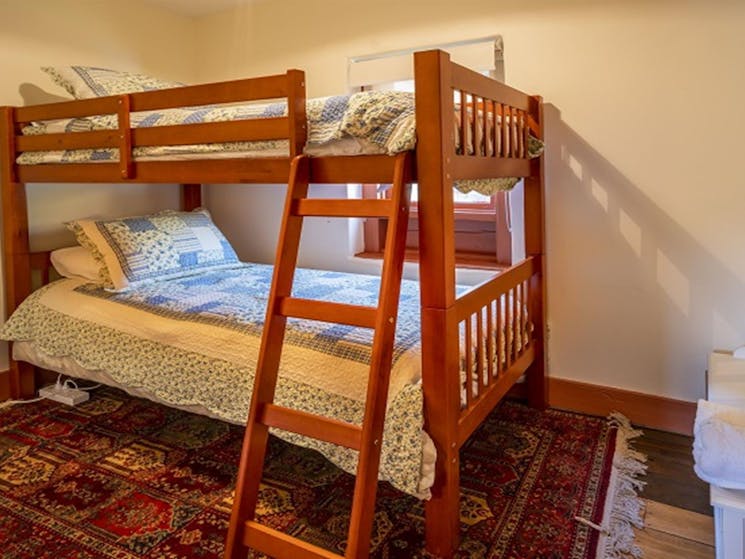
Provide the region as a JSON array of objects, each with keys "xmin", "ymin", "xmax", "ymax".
[{"xmin": 143, "ymin": 0, "xmax": 256, "ymax": 17}]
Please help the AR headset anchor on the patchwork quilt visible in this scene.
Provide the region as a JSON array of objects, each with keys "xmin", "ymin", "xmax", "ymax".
[
  {"xmin": 0, "ymin": 264, "xmax": 433, "ymax": 497},
  {"xmin": 18, "ymin": 91, "xmax": 543, "ymax": 195}
]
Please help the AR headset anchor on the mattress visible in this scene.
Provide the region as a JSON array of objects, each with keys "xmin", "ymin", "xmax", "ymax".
[
  {"xmin": 17, "ymin": 91, "xmax": 543, "ymax": 195},
  {"xmin": 0, "ymin": 263, "xmax": 436, "ymax": 497}
]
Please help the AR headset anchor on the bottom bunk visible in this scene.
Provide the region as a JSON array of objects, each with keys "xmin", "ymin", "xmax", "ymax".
[{"xmin": 0, "ymin": 258, "xmax": 538, "ymax": 502}]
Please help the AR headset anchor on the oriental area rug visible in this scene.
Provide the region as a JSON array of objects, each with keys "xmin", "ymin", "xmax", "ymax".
[{"xmin": 0, "ymin": 387, "xmax": 645, "ymax": 558}]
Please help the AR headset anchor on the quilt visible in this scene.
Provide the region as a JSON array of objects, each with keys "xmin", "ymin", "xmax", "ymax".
[
  {"xmin": 17, "ymin": 91, "xmax": 543, "ymax": 195},
  {"xmin": 0, "ymin": 264, "xmax": 434, "ymax": 497}
]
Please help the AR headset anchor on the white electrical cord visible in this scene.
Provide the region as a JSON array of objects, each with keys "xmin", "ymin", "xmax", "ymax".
[
  {"xmin": 0, "ymin": 375, "xmax": 102, "ymax": 410},
  {"xmin": 0, "ymin": 397, "xmax": 45, "ymax": 409},
  {"xmin": 61, "ymin": 376, "xmax": 101, "ymax": 391}
]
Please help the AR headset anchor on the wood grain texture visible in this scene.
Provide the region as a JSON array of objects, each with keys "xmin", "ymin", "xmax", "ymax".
[
  {"xmin": 644, "ymin": 500, "xmax": 714, "ymax": 546},
  {"xmin": 549, "ymin": 377, "xmax": 696, "ymax": 436},
  {"xmin": 224, "ymin": 156, "xmax": 310, "ymax": 559},
  {"xmin": 636, "ymin": 428, "xmax": 711, "ymax": 516},
  {"xmin": 5, "ymin": 51, "xmax": 547, "ymax": 559},
  {"xmin": 635, "ymin": 528, "xmax": 714, "ymax": 559},
  {"xmin": 414, "ymin": 49, "xmax": 461, "ymax": 558},
  {"xmin": 0, "ymin": 371, "xmax": 9, "ymax": 402}
]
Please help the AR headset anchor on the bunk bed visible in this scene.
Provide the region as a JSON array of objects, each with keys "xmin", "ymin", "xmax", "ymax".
[{"xmin": 0, "ymin": 50, "xmax": 546, "ymax": 559}]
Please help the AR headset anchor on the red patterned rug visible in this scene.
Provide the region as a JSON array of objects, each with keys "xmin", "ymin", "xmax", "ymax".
[{"xmin": 0, "ymin": 387, "xmax": 644, "ymax": 558}]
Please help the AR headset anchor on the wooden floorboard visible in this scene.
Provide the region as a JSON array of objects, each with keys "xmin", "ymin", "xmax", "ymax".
[
  {"xmin": 635, "ymin": 427, "xmax": 711, "ymax": 516},
  {"xmin": 643, "ymin": 500, "xmax": 714, "ymax": 546},
  {"xmin": 633, "ymin": 428, "xmax": 717, "ymax": 558},
  {"xmin": 635, "ymin": 527, "xmax": 714, "ymax": 559}
]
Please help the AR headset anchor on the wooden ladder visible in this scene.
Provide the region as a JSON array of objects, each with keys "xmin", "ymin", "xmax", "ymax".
[{"xmin": 224, "ymin": 152, "xmax": 412, "ymax": 559}]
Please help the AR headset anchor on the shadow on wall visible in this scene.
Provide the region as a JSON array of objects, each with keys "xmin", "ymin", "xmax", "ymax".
[
  {"xmin": 544, "ymin": 104, "xmax": 745, "ymax": 400},
  {"xmin": 19, "ymin": 83, "xmax": 68, "ymax": 106}
]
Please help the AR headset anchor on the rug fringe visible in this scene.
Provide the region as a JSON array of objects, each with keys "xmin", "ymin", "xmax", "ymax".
[{"xmin": 598, "ymin": 412, "xmax": 648, "ymax": 559}]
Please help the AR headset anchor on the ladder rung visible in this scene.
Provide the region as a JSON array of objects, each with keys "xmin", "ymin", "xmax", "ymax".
[
  {"xmin": 244, "ymin": 520, "xmax": 342, "ymax": 559},
  {"xmin": 279, "ymin": 297, "xmax": 377, "ymax": 328},
  {"xmin": 294, "ymin": 198, "xmax": 393, "ymax": 218},
  {"xmin": 260, "ymin": 403, "xmax": 362, "ymax": 450}
]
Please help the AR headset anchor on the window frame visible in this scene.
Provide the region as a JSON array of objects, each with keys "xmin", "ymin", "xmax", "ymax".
[
  {"xmin": 352, "ymin": 42, "xmax": 512, "ymax": 269},
  {"xmin": 358, "ymin": 183, "xmax": 512, "ymax": 269}
]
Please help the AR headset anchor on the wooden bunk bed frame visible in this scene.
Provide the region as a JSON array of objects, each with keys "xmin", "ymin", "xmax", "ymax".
[{"xmin": 0, "ymin": 50, "xmax": 546, "ymax": 558}]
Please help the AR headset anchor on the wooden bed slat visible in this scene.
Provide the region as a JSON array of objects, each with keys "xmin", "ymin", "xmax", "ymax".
[
  {"xmin": 459, "ymin": 90, "xmax": 467, "ymax": 155},
  {"xmin": 16, "ymin": 120, "xmax": 290, "ymax": 158},
  {"xmin": 279, "ymin": 297, "xmax": 377, "ymax": 328},
  {"xmin": 476, "ymin": 308, "xmax": 485, "ymax": 390},
  {"xmin": 491, "ymin": 101, "xmax": 498, "ymax": 157},
  {"xmin": 464, "ymin": 317, "xmax": 473, "ymax": 408},
  {"xmin": 14, "ymin": 96, "xmax": 121, "ymax": 123},
  {"xmin": 482, "ymin": 99, "xmax": 489, "ymax": 156},
  {"xmin": 450, "ymin": 62, "xmax": 531, "ymax": 111},
  {"xmin": 16, "ymin": 130, "xmax": 120, "ymax": 151},
  {"xmin": 17, "ymin": 158, "xmax": 292, "ymax": 184},
  {"xmin": 471, "ymin": 95, "xmax": 478, "ymax": 157},
  {"xmin": 260, "ymin": 403, "xmax": 362, "ymax": 450},
  {"xmin": 451, "ymin": 154, "xmax": 531, "ymax": 180},
  {"xmin": 294, "ymin": 198, "xmax": 392, "ymax": 218},
  {"xmin": 454, "ymin": 257, "xmax": 536, "ymax": 320},
  {"xmin": 132, "ymin": 117, "xmax": 290, "ymax": 147},
  {"xmin": 309, "ymin": 155, "xmax": 405, "ymax": 184},
  {"xmin": 15, "ymin": 155, "xmax": 416, "ymax": 185},
  {"xmin": 130, "ymin": 73, "xmax": 294, "ymax": 112},
  {"xmin": 457, "ymin": 347, "xmax": 535, "ymax": 445},
  {"xmin": 496, "ymin": 296, "xmax": 503, "ymax": 378},
  {"xmin": 486, "ymin": 302, "xmax": 495, "ymax": 382}
]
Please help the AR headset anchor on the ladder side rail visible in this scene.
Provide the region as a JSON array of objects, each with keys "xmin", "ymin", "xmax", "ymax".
[
  {"xmin": 224, "ymin": 155, "xmax": 310, "ymax": 559},
  {"xmin": 345, "ymin": 152, "xmax": 412, "ymax": 558}
]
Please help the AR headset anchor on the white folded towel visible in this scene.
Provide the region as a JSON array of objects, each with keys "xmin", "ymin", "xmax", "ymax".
[
  {"xmin": 708, "ymin": 351, "xmax": 745, "ymax": 406},
  {"xmin": 694, "ymin": 399, "xmax": 745, "ymax": 489}
]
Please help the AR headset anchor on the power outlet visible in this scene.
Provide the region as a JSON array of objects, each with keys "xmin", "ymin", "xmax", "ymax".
[{"xmin": 39, "ymin": 385, "xmax": 90, "ymax": 406}]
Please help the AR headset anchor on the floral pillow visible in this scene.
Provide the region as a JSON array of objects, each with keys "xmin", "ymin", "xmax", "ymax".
[
  {"xmin": 42, "ymin": 66, "xmax": 184, "ymax": 99},
  {"xmin": 67, "ymin": 209, "xmax": 240, "ymax": 292}
]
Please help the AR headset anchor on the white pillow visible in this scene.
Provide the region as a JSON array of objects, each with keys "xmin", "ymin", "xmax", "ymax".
[
  {"xmin": 50, "ymin": 246, "xmax": 101, "ymax": 282},
  {"xmin": 41, "ymin": 66, "xmax": 184, "ymax": 100}
]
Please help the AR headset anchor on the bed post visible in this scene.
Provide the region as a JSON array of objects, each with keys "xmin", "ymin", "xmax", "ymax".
[
  {"xmin": 0, "ymin": 106, "xmax": 35, "ymax": 399},
  {"xmin": 524, "ymin": 96, "xmax": 548, "ymax": 409},
  {"xmin": 414, "ymin": 49, "xmax": 462, "ymax": 558},
  {"xmin": 286, "ymin": 69, "xmax": 307, "ymax": 159},
  {"xmin": 180, "ymin": 184, "xmax": 202, "ymax": 211}
]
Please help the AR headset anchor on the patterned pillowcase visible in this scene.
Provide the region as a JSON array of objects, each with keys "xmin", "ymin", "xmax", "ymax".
[
  {"xmin": 67, "ymin": 209, "xmax": 240, "ymax": 292},
  {"xmin": 42, "ymin": 66, "xmax": 184, "ymax": 99}
]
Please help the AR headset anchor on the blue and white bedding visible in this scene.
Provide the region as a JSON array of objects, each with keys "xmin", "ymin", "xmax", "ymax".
[
  {"xmin": 18, "ymin": 92, "xmax": 418, "ymax": 163},
  {"xmin": 0, "ymin": 263, "xmax": 434, "ymax": 497},
  {"xmin": 18, "ymin": 91, "xmax": 543, "ymax": 195}
]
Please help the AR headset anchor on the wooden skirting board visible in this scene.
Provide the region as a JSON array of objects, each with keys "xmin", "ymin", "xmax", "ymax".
[
  {"xmin": 0, "ymin": 369, "xmax": 697, "ymax": 436},
  {"xmin": 546, "ymin": 377, "xmax": 697, "ymax": 437}
]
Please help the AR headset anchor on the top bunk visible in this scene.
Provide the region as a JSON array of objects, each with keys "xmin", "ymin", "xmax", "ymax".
[{"xmin": 0, "ymin": 50, "xmax": 543, "ymax": 187}]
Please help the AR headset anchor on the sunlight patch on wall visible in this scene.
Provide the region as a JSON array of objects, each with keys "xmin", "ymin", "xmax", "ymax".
[
  {"xmin": 619, "ymin": 209, "xmax": 642, "ymax": 257},
  {"xmin": 590, "ymin": 178, "xmax": 608, "ymax": 212},
  {"xmin": 656, "ymin": 249, "xmax": 690, "ymax": 315},
  {"xmin": 567, "ymin": 153, "xmax": 583, "ymax": 182}
]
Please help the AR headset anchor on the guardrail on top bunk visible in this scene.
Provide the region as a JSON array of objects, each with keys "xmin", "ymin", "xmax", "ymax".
[
  {"xmin": 449, "ymin": 64, "xmax": 538, "ymax": 180},
  {"xmin": 2, "ymin": 70, "xmax": 306, "ymax": 183}
]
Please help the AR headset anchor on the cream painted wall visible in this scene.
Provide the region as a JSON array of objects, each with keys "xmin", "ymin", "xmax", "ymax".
[
  {"xmin": 0, "ymin": 0, "xmax": 199, "ymax": 369},
  {"xmin": 196, "ymin": 0, "xmax": 745, "ymax": 403}
]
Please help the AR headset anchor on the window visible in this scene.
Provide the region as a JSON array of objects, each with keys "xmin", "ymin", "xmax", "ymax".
[{"xmin": 354, "ymin": 73, "xmax": 514, "ymax": 268}]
